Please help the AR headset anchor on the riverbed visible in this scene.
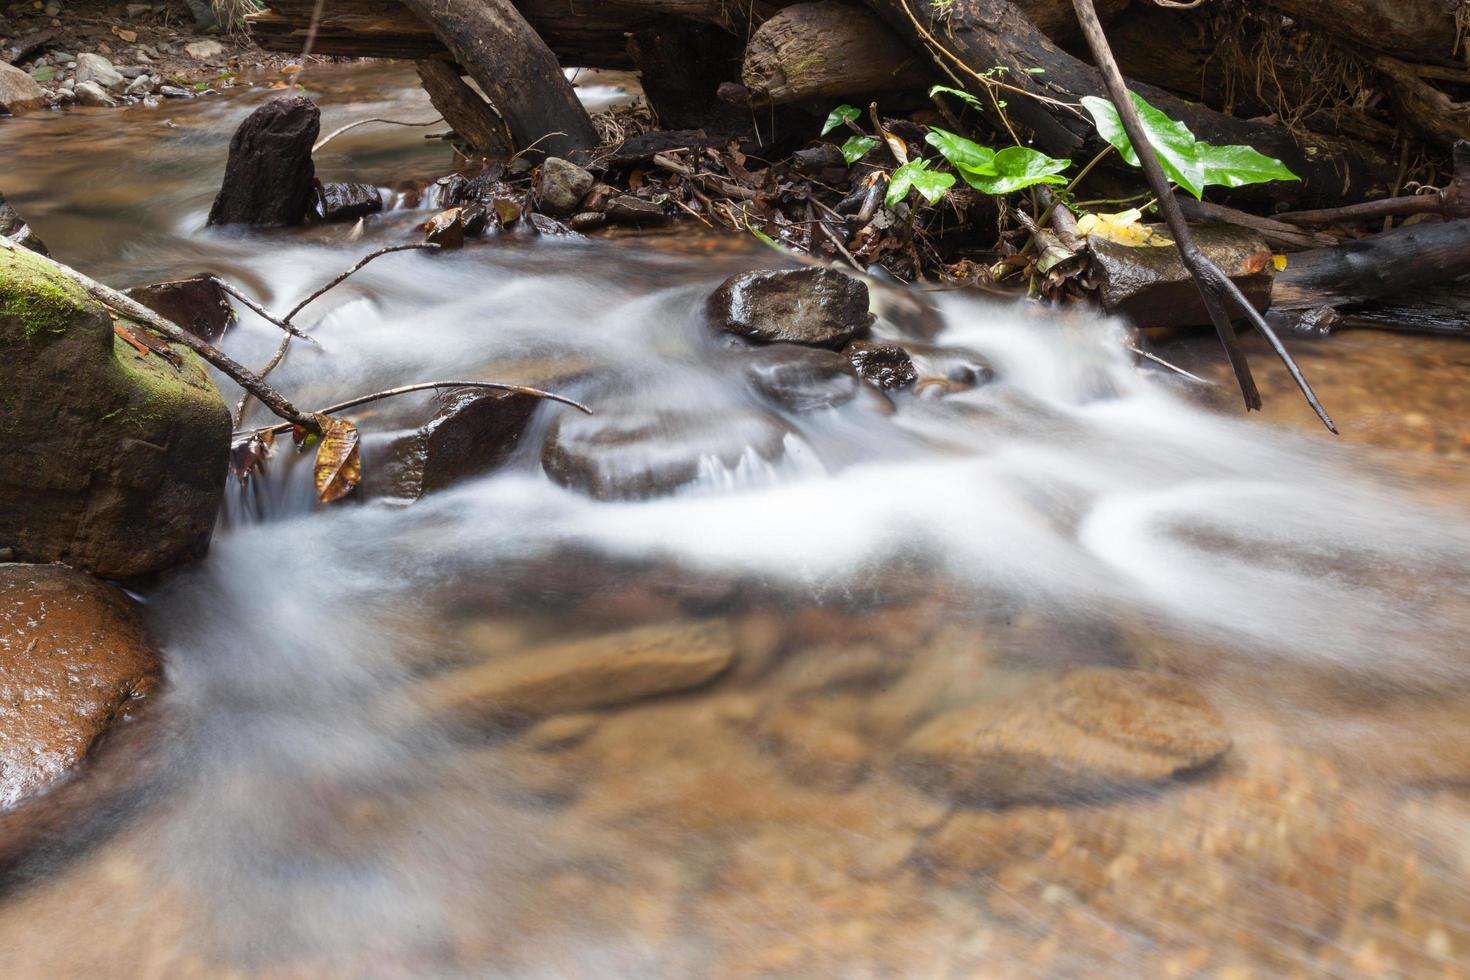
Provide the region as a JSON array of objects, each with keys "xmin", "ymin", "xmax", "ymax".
[{"xmin": 2, "ymin": 64, "xmax": 1470, "ymax": 977}]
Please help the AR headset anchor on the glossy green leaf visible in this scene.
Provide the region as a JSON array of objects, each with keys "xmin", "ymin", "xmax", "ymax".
[
  {"xmin": 886, "ymin": 159, "xmax": 956, "ymax": 209},
  {"xmin": 955, "ymin": 146, "xmax": 1070, "ymax": 194},
  {"xmin": 840, "ymin": 135, "xmax": 879, "ymax": 165},
  {"xmin": 928, "ymin": 84, "xmax": 984, "ymax": 112},
  {"xmin": 1081, "ymin": 91, "xmax": 1299, "ymax": 199},
  {"xmin": 821, "ymin": 104, "xmax": 861, "ymax": 136},
  {"xmin": 924, "ymin": 128, "xmax": 996, "ymax": 174}
]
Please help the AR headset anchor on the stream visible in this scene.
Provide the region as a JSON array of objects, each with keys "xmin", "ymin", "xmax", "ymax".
[{"xmin": 3, "ymin": 65, "xmax": 1470, "ymax": 978}]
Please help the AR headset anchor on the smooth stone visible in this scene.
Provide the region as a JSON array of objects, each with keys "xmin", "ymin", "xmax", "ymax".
[
  {"xmin": 74, "ymin": 52, "xmax": 124, "ymax": 92},
  {"xmin": 0, "ymin": 564, "xmax": 161, "ymax": 809},
  {"xmin": 182, "ymin": 39, "xmax": 226, "ymax": 61},
  {"xmin": 743, "ymin": 343, "xmax": 860, "ymax": 412},
  {"xmin": 898, "ymin": 668, "xmax": 1232, "ymax": 805},
  {"xmin": 536, "ymin": 157, "xmax": 595, "ymax": 217},
  {"xmin": 73, "ymin": 79, "xmax": 117, "ymax": 107},
  {"xmin": 709, "ymin": 267, "xmax": 873, "ymax": 349},
  {"xmin": 0, "ymin": 60, "xmax": 46, "ymax": 114},
  {"xmin": 315, "ymin": 181, "xmax": 383, "ymax": 223},
  {"xmin": 426, "ymin": 620, "xmax": 736, "ymax": 724},
  {"xmin": 542, "ymin": 398, "xmax": 787, "ymax": 500}
]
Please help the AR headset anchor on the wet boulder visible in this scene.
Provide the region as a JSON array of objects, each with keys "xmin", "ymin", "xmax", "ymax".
[
  {"xmin": 898, "ymin": 668, "xmax": 1231, "ymax": 805},
  {"xmin": 1091, "ymin": 224, "xmax": 1274, "ymax": 328},
  {"xmin": 709, "ymin": 267, "xmax": 873, "ymax": 349},
  {"xmin": 0, "ymin": 564, "xmax": 161, "ymax": 810},
  {"xmin": 743, "ymin": 343, "xmax": 860, "ymax": 412},
  {"xmin": 124, "ymin": 275, "xmax": 235, "ymax": 343},
  {"xmin": 362, "ymin": 387, "xmax": 542, "ymax": 501},
  {"xmin": 315, "ymin": 182, "xmax": 383, "ymax": 224},
  {"xmin": 206, "ymin": 97, "xmax": 320, "ymax": 228},
  {"xmin": 843, "ymin": 340, "xmax": 918, "ymax": 390},
  {"xmin": 0, "ymin": 246, "xmax": 231, "ymax": 578},
  {"xmin": 536, "ymin": 157, "xmax": 595, "ymax": 217},
  {"xmin": 542, "ymin": 398, "xmax": 787, "ymax": 500},
  {"xmin": 0, "ymin": 62, "xmax": 46, "ymax": 115},
  {"xmin": 0, "ymin": 192, "xmax": 46, "ymax": 254},
  {"xmin": 74, "ymin": 53, "xmax": 125, "ymax": 93}
]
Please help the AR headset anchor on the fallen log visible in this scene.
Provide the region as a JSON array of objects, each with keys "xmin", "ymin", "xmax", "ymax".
[
  {"xmin": 741, "ymin": 1, "xmax": 931, "ymax": 106},
  {"xmin": 414, "ymin": 56, "xmax": 513, "ymax": 156},
  {"xmin": 1257, "ymin": 0, "xmax": 1462, "ymax": 66},
  {"xmin": 397, "ymin": 0, "xmax": 598, "ymax": 158},
  {"xmin": 860, "ymin": 0, "xmax": 1394, "ymax": 207},
  {"xmin": 1271, "ymin": 219, "xmax": 1470, "ymax": 311}
]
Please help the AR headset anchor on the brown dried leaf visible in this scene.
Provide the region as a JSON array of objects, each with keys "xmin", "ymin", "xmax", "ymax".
[
  {"xmin": 230, "ymin": 430, "xmax": 275, "ymax": 483},
  {"xmin": 111, "ymin": 26, "xmax": 137, "ymax": 43},
  {"xmin": 113, "ymin": 322, "xmax": 183, "ymax": 368},
  {"xmin": 423, "ymin": 207, "xmax": 465, "ymax": 249},
  {"xmin": 313, "ymin": 415, "xmax": 361, "ymax": 504}
]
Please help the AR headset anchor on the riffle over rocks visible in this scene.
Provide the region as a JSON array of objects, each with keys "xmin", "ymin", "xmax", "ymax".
[
  {"xmin": 0, "ymin": 564, "xmax": 161, "ymax": 810},
  {"xmin": 708, "ymin": 267, "xmax": 873, "ymax": 349},
  {"xmin": 206, "ymin": 97, "xmax": 320, "ymax": 227},
  {"xmin": 0, "ymin": 245, "xmax": 231, "ymax": 578}
]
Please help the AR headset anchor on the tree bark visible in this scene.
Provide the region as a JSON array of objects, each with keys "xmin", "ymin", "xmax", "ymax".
[
  {"xmin": 397, "ymin": 0, "xmax": 599, "ymax": 158},
  {"xmin": 415, "ymin": 56, "xmax": 514, "ymax": 156},
  {"xmin": 861, "ymin": 0, "xmax": 1394, "ymax": 207},
  {"xmin": 1272, "ymin": 219, "xmax": 1470, "ymax": 310},
  {"xmin": 741, "ymin": 1, "xmax": 932, "ymax": 106},
  {"xmin": 1257, "ymin": 0, "xmax": 1462, "ymax": 66}
]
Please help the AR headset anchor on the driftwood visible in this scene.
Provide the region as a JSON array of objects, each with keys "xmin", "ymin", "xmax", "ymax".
[
  {"xmin": 741, "ymin": 1, "xmax": 931, "ymax": 106},
  {"xmin": 1271, "ymin": 219, "xmax": 1470, "ymax": 311},
  {"xmin": 414, "ymin": 56, "xmax": 513, "ymax": 156}
]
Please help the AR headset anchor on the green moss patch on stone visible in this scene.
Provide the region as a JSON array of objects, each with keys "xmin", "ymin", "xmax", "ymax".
[{"xmin": 0, "ymin": 247, "xmax": 93, "ymax": 342}]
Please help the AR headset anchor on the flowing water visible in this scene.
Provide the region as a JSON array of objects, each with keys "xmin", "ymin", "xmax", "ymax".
[{"xmin": 3, "ymin": 65, "xmax": 1470, "ymax": 978}]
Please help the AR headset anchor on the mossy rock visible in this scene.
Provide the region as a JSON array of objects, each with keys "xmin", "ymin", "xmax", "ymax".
[{"xmin": 0, "ymin": 246, "xmax": 230, "ymax": 578}]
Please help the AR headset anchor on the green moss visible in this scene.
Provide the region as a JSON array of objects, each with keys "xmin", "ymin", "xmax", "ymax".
[{"xmin": 0, "ymin": 247, "xmax": 93, "ymax": 342}]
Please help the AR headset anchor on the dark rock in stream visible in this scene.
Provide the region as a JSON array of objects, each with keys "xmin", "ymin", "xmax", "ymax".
[
  {"xmin": 843, "ymin": 340, "xmax": 918, "ymax": 390},
  {"xmin": 605, "ymin": 195, "xmax": 668, "ymax": 226},
  {"xmin": 0, "ymin": 246, "xmax": 230, "ymax": 578},
  {"xmin": 206, "ymin": 97, "xmax": 320, "ymax": 228},
  {"xmin": 0, "ymin": 564, "xmax": 161, "ymax": 810},
  {"xmin": 0, "ymin": 191, "xmax": 46, "ymax": 255},
  {"xmin": 315, "ymin": 182, "xmax": 384, "ymax": 224},
  {"xmin": 542, "ymin": 398, "xmax": 788, "ymax": 500},
  {"xmin": 124, "ymin": 275, "xmax": 236, "ymax": 343},
  {"xmin": 709, "ymin": 267, "xmax": 873, "ymax": 349},
  {"xmin": 362, "ymin": 387, "xmax": 542, "ymax": 501},
  {"xmin": 1090, "ymin": 223, "xmax": 1274, "ymax": 328},
  {"xmin": 743, "ymin": 344, "xmax": 860, "ymax": 412}
]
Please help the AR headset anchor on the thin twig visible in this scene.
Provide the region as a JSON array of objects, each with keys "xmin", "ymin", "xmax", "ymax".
[
  {"xmin": 233, "ymin": 243, "xmax": 442, "ymax": 425},
  {"xmin": 242, "ymin": 381, "xmax": 592, "ymax": 437},
  {"xmin": 206, "ymin": 276, "xmax": 316, "ymax": 342},
  {"xmin": 1071, "ymin": 0, "xmax": 1336, "ymax": 433},
  {"xmin": 1126, "ymin": 344, "xmax": 1216, "ymax": 386},
  {"xmin": 1, "ymin": 239, "xmax": 320, "ymax": 432},
  {"xmin": 313, "ymin": 116, "xmax": 445, "ymax": 153}
]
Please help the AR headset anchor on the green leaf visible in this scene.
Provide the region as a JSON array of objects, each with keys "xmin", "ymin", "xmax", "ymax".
[
  {"xmin": 821, "ymin": 104, "xmax": 861, "ymax": 136},
  {"xmin": 840, "ymin": 135, "xmax": 879, "ymax": 165},
  {"xmin": 956, "ymin": 146, "xmax": 1070, "ymax": 194},
  {"xmin": 1081, "ymin": 91, "xmax": 1298, "ymax": 199},
  {"xmin": 928, "ymin": 84, "xmax": 983, "ymax": 112},
  {"xmin": 886, "ymin": 159, "xmax": 956, "ymax": 209},
  {"xmin": 924, "ymin": 128, "xmax": 996, "ymax": 174},
  {"xmin": 31, "ymin": 65, "xmax": 55, "ymax": 82}
]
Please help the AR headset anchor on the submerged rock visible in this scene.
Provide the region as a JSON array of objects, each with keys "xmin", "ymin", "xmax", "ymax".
[
  {"xmin": 0, "ymin": 564, "xmax": 161, "ymax": 810},
  {"xmin": 742, "ymin": 343, "xmax": 860, "ymax": 412},
  {"xmin": 362, "ymin": 387, "xmax": 541, "ymax": 501},
  {"xmin": 542, "ymin": 399, "xmax": 787, "ymax": 500},
  {"xmin": 0, "ymin": 62, "xmax": 46, "ymax": 115},
  {"xmin": 0, "ymin": 246, "xmax": 230, "ymax": 577},
  {"xmin": 124, "ymin": 274, "xmax": 235, "ymax": 343},
  {"xmin": 427, "ymin": 620, "xmax": 736, "ymax": 724},
  {"xmin": 206, "ymin": 97, "xmax": 320, "ymax": 228},
  {"xmin": 843, "ymin": 340, "xmax": 918, "ymax": 389},
  {"xmin": 536, "ymin": 157, "xmax": 595, "ymax": 217},
  {"xmin": 898, "ymin": 668, "xmax": 1231, "ymax": 805},
  {"xmin": 709, "ymin": 267, "xmax": 872, "ymax": 349}
]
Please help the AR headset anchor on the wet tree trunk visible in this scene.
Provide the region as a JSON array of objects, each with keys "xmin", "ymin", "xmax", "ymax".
[
  {"xmin": 414, "ymin": 56, "xmax": 513, "ymax": 156},
  {"xmin": 396, "ymin": 0, "xmax": 598, "ymax": 159}
]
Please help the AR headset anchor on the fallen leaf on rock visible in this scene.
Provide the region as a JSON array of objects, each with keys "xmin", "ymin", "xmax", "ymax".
[
  {"xmin": 113, "ymin": 322, "xmax": 183, "ymax": 368},
  {"xmin": 281, "ymin": 64, "xmax": 303, "ymax": 75},
  {"xmin": 111, "ymin": 26, "xmax": 137, "ymax": 43},
  {"xmin": 1077, "ymin": 209, "xmax": 1174, "ymax": 247},
  {"xmin": 423, "ymin": 207, "xmax": 465, "ymax": 248},
  {"xmin": 313, "ymin": 415, "xmax": 361, "ymax": 503}
]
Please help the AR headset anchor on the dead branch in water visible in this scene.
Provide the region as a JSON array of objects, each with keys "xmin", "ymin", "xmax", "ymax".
[
  {"xmin": 312, "ymin": 115, "xmax": 444, "ymax": 153},
  {"xmin": 1070, "ymin": 0, "xmax": 1336, "ymax": 433}
]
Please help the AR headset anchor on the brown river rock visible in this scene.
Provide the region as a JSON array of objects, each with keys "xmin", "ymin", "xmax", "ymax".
[
  {"xmin": 0, "ymin": 564, "xmax": 160, "ymax": 809},
  {"xmin": 899, "ymin": 667, "xmax": 1232, "ymax": 805}
]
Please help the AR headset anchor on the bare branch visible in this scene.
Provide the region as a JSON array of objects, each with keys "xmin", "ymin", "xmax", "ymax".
[
  {"xmin": 313, "ymin": 115, "xmax": 445, "ymax": 153},
  {"xmin": 242, "ymin": 381, "xmax": 593, "ymax": 437}
]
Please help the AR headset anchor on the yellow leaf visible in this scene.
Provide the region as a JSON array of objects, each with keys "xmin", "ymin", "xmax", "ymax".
[
  {"xmin": 1076, "ymin": 209, "xmax": 1174, "ymax": 247},
  {"xmin": 1272, "ymin": 254, "xmax": 1288, "ymax": 271},
  {"xmin": 313, "ymin": 416, "xmax": 361, "ymax": 503}
]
